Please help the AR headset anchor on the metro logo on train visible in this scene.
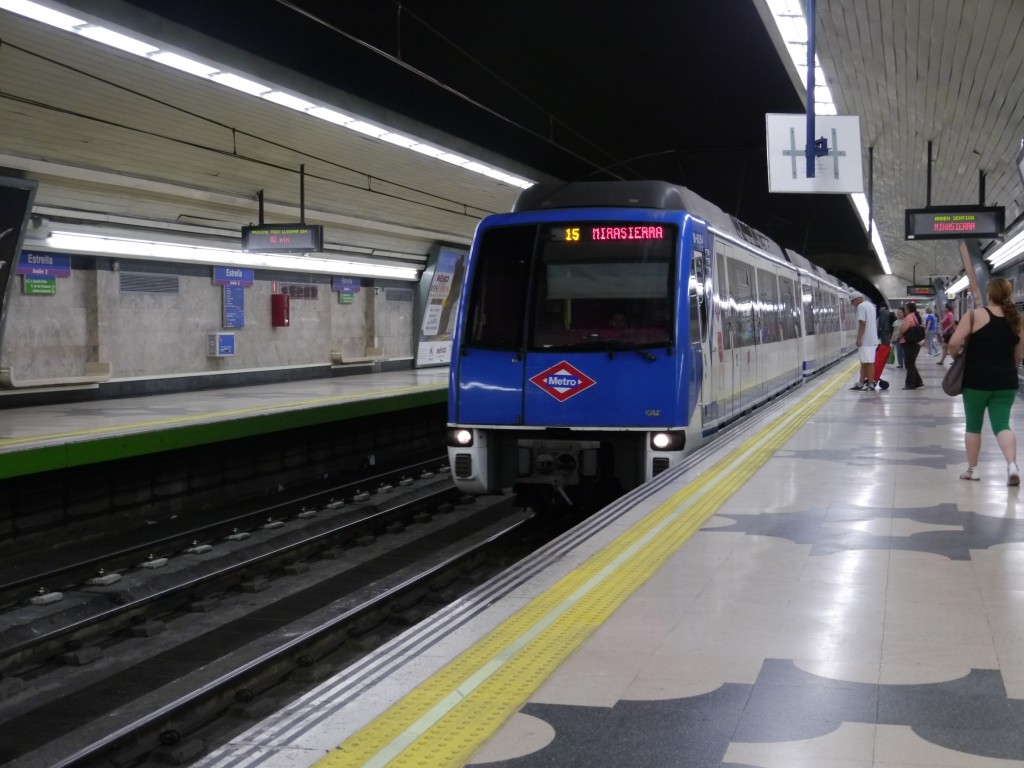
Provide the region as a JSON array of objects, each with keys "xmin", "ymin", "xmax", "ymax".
[{"xmin": 530, "ymin": 362, "xmax": 596, "ymax": 402}]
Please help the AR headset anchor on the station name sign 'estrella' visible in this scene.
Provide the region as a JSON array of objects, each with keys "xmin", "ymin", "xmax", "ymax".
[
  {"xmin": 904, "ymin": 206, "xmax": 1004, "ymax": 240},
  {"xmin": 241, "ymin": 224, "xmax": 324, "ymax": 253}
]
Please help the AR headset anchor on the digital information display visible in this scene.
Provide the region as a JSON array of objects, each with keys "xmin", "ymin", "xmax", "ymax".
[
  {"xmin": 553, "ymin": 224, "xmax": 668, "ymax": 242},
  {"xmin": 905, "ymin": 206, "xmax": 1004, "ymax": 240},
  {"xmin": 241, "ymin": 224, "xmax": 324, "ymax": 253},
  {"xmin": 906, "ymin": 284, "xmax": 935, "ymax": 296}
]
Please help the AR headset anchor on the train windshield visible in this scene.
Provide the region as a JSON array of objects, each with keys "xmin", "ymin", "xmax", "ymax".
[
  {"xmin": 462, "ymin": 221, "xmax": 677, "ymax": 351},
  {"xmin": 530, "ymin": 222, "xmax": 676, "ymax": 351}
]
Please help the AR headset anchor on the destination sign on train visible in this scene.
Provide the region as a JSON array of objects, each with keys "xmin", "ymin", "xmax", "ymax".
[
  {"xmin": 553, "ymin": 224, "xmax": 670, "ymax": 242},
  {"xmin": 904, "ymin": 206, "xmax": 1004, "ymax": 240},
  {"xmin": 241, "ymin": 223, "xmax": 324, "ymax": 253}
]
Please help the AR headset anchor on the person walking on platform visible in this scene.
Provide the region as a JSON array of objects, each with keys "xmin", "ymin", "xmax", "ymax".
[
  {"xmin": 925, "ymin": 305, "xmax": 939, "ymax": 355},
  {"xmin": 894, "ymin": 301, "xmax": 925, "ymax": 389},
  {"xmin": 878, "ymin": 303, "xmax": 892, "ymax": 346},
  {"xmin": 937, "ymin": 303, "xmax": 957, "ymax": 364},
  {"xmin": 849, "ymin": 292, "xmax": 879, "ymax": 391},
  {"xmin": 892, "ymin": 308, "xmax": 906, "ymax": 368},
  {"xmin": 947, "ymin": 277, "xmax": 1024, "ymax": 484}
]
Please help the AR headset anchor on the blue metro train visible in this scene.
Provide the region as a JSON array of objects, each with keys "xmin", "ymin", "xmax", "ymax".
[{"xmin": 446, "ymin": 181, "xmax": 857, "ymax": 506}]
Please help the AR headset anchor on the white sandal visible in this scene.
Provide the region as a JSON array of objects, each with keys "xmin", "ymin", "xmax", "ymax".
[{"xmin": 960, "ymin": 467, "xmax": 980, "ymax": 481}]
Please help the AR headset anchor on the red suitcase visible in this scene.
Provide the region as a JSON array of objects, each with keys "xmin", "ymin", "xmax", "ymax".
[{"xmin": 873, "ymin": 344, "xmax": 891, "ymax": 389}]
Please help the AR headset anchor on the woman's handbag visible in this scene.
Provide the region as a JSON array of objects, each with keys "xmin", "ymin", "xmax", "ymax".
[
  {"xmin": 942, "ymin": 343, "xmax": 967, "ymax": 395},
  {"xmin": 941, "ymin": 311, "xmax": 972, "ymax": 396}
]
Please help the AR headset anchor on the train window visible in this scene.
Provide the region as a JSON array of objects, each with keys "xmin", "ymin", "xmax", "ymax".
[
  {"xmin": 715, "ymin": 246, "xmax": 731, "ymax": 351},
  {"xmin": 727, "ymin": 258, "xmax": 755, "ymax": 348},
  {"xmin": 464, "ymin": 225, "xmax": 535, "ymax": 349},
  {"xmin": 802, "ymin": 282, "xmax": 815, "ymax": 335},
  {"xmin": 688, "ymin": 249, "xmax": 708, "ymax": 344},
  {"xmin": 779, "ymin": 277, "xmax": 800, "ymax": 339},
  {"xmin": 528, "ymin": 221, "xmax": 676, "ymax": 350},
  {"xmin": 756, "ymin": 268, "xmax": 781, "ymax": 343}
]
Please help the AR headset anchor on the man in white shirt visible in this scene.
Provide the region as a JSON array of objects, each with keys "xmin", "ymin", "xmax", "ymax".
[{"xmin": 850, "ymin": 292, "xmax": 879, "ymax": 391}]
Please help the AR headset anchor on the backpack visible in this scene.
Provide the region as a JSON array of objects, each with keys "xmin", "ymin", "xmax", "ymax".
[{"xmin": 904, "ymin": 322, "xmax": 925, "ymax": 344}]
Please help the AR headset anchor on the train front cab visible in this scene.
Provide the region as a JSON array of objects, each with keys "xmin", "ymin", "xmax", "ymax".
[{"xmin": 447, "ymin": 209, "xmax": 702, "ymax": 504}]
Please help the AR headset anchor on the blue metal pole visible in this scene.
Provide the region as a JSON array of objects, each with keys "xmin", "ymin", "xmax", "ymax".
[{"xmin": 806, "ymin": 0, "xmax": 816, "ymax": 178}]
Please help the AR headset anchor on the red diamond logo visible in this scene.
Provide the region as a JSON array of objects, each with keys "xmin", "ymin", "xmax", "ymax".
[{"xmin": 530, "ymin": 361, "xmax": 596, "ymax": 402}]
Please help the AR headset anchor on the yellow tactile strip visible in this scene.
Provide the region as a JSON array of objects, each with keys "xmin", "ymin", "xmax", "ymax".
[{"xmin": 320, "ymin": 364, "xmax": 855, "ymax": 768}]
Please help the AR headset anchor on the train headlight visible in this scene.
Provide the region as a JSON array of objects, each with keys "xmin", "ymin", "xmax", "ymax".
[
  {"xmin": 650, "ymin": 431, "xmax": 685, "ymax": 451},
  {"xmin": 447, "ymin": 428, "xmax": 474, "ymax": 447}
]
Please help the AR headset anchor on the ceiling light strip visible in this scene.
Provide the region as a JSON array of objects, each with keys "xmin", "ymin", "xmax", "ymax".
[
  {"xmin": 0, "ymin": 0, "xmax": 533, "ymax": 190},
  {"xmin": 45, "ymin": 231, "xmax": 420, "ymax": 280},
  {"xmin": 764, "ymin": 0, "xmax": 890, "ymax": 275}
]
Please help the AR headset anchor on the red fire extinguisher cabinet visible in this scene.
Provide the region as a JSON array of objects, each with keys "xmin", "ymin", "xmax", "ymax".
[{"xmin": 271, "ymin": 293, "xmax": 290, "ymax": 327}]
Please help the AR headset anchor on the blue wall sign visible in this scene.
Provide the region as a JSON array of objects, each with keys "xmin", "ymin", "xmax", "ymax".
[
  {"xmin": 223, "ymin": 284, "xmax": 245, "ymax": 328},
  {"xmin": 332, "ymin": 275, "xmax": 360, "ymax": 293},
  {"xmin": 213, "ymin": 266, "xmax": 254, "ymax": 286},
  {"xmin": 17, "ymin": 251, "xmax": 71, "ymax": 277},
  {"xmin": 207, "ymin": 332, "xmax": 235, "ymax": 356}
]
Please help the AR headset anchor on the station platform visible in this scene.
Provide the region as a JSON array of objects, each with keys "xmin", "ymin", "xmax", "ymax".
[
  {"xmin": 198, "ymin": 356, "xmax": 1024, "ymax": 768},
  {"xmin": 0, "ymin": 368, "xmax": 449, "ymax": 481}
]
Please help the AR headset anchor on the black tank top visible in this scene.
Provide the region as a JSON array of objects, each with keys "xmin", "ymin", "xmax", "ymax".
[{"xmin": 963, "ymin": 309, "xmax": 1020, "ymax": 391}]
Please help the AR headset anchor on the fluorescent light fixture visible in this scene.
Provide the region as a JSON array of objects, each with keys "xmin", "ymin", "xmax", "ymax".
[
  {"xmin": 850, "ymin": 193, "xmax": 892, "ymax": 274},
  {"xmin": 347, "ymin": 121, "xmax": 389, "ymax": 138},
  {"xmin": 78, "ymin": 25, "xmax": 157, "ymax": 55},
  {"xmin": 308, "ymin": 106, "xmax": 354, "ymax": 126},
  {"xmin": 0, "ymin": 0, "xmax": 534, "ymax": 190},
  {"xmin": 210, "ymin": 72, "xmax": 271, "ymax": 96},
  {"xmin": 437, "ymin": 152, "xmax": 470, "ymax": 167},
  {"xmin": 47, "ymin": 231, "xmax": 420, "ymax": 280},
  {"xmin": 986, "ymin": 227, "xmax": 1024, "ymax": 269},
  {"xmin": 462, "ymin": 162, "xmax": 493, "ymax": 175},
  {"xmin": 478, "ymin": 166, "xmax": 509, "ymax": 181},
  {"xmin": 380, "ymin": 133, "xmax": 419, "ymax": 148},
  {"xmin": 0, "ymin": 0, "xmax": 84, "ymax": 30},
  {"xmin": 498, "ymin": 173, "xmax": 533, "ymax": 189},
  {"xmin": 948, "ymin": 275, "xmax": 969, "ymax": 295},
  {"xmin": 409, "ymin": 143, "xmax": 446, "ymax": 158},
  {"xmin": 765, "ymin": 0, "xmax": 889, "ymax": 272},
  {"xmin": 263, "ymin": 91, "xmax": 316, "ymax": 111},
  {"xmin": 149, "ymin": 51, "xmax": 218, "ymax": 77}
]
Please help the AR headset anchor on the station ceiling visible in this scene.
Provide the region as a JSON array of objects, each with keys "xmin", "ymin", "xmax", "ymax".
[{"xmin": 6, "ymin": 0, "xmax": 1024, "ymax": 292}]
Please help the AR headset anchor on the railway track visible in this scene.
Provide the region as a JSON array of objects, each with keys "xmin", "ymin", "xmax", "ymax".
[
  {"xmin": 0, "ymin": 468, "xmax": 540, "ymax": 767},
  {"xmin": 0, "ymin": 456, "xmax": 451, "ymax": 610}
]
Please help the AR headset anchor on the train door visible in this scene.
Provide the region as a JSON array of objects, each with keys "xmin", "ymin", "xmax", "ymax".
[
  {"xmin": 755, "ymin": 266, "xmax": 780, "ymax": 394},
  {"xmin": 799, "ymin": 275, "xmax": 815, "ymax": 373},
  {"xmin": 709, "ymin": 241, "xmax": 734, "ymax": 422},
  {"xmin": 727, "ymin": 252, "xmax": 757, "ymax": 409},
  {"xmin": 778, "ymin": 272, "xmax": 801, "ymax": 374},
  {"xmin": 451, "ymin": 226, "xmax": 532, "ymax": 425},
  {"xmin": 687, "ymin": 227, "xmax": 711, "ymax": 422},
  {"xmin": 813, "ymin": 283, "xmax": 825, "ymax": 369}
]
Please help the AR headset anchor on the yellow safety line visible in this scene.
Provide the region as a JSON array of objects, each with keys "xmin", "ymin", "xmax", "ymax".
[
  {"xmin": 318, "ymin": 363, "xmax": 855, "ymax": 768},
  {"xmin": 0, "ymin": 383, "xmax": 444, "ymax": 448}
]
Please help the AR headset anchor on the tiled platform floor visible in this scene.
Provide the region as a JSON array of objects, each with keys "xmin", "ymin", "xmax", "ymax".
[
  {"xmin": 0, "ymin": 368, "xmax": 448, "ymax": 454},
  {"xmin": 471, "ymin": 358, "xmax": 1024, "ymax": 768}
]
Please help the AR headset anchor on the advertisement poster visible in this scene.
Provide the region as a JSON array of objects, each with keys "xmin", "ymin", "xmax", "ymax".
[
  {"xmin": 0, "ymin": 178, "xmax": 38, "ymax": 347},
  {"xmin": 415, "ymin": 246, "xmax": 467, "ymax": 367}
]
